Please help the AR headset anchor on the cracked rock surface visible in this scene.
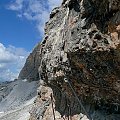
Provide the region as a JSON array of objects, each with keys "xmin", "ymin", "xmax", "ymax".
[{"xmin": 19, "ymin": 0, "xmax": 120, "ymax": 119}]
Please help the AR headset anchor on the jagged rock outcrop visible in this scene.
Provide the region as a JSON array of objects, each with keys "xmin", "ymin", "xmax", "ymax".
[{"xmin": 20, "ymin": 0, "xmax": 120, "ymax": 119}]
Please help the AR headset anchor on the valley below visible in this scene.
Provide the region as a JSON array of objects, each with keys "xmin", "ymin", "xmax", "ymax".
[{"xmin": 0, "ymin": 80, "xmax": 38, "ymax": 120}]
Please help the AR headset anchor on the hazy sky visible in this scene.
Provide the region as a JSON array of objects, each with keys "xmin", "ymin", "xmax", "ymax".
[{"xmin": 0, "ymin": 0, "xmax": 62, "ymax": 81}]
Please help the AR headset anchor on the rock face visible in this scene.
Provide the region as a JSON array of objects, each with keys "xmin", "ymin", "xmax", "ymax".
[
  {"xmin": 19, "ymin": 43, "xmax": 42, "ymax": 81},
  {"xmin": 20, "ymin": 0, "xmax": 120, "ymax": 119}
]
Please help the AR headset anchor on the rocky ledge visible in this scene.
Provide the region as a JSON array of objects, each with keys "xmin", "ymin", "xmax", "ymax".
[{"xmin": 20, "ymin": 0, "xmax": 120, "ymax": 119}]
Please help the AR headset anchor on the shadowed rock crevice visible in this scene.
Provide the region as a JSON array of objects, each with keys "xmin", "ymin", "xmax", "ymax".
[{"xmin": 82, "ymin": 0, "xmax": 120, "ymax": 33}]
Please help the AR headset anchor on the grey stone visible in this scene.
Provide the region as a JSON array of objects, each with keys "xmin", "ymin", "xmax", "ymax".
[{"xmin": 20, "ymin": 0, "xmax": 120, "ymax": 119}]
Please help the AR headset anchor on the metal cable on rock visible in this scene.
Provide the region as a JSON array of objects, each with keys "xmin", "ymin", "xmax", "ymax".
[
  {"xmin": 50, "ymin": 93, "xmax": 56, "ymax": 120},
  {"xmin": 64, "ymin": 78, "xmax": 93, "ymax": 120}
]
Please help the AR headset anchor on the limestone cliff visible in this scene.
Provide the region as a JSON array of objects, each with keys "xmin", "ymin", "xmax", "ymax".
[
  {"xmin": 20, "ymin": 0, "xmax": 120, "ymax": 119},
  {"xmin": 19, "ymin": 43, "xmax": 42, "ymax": 81}
]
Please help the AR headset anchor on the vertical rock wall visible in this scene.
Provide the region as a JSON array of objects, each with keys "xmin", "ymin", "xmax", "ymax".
[
  {"xmin": 19, "ymin": 43, "xmax": 42, "ymax": 81},
  {"xmin": 20, "ymin": 0, "xmax": 120, "ymax": 119}
]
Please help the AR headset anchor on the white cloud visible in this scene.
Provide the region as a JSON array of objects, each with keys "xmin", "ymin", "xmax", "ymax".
[
  {"xmin": 8, "ymin": 0, "xmax": 24, "ymax": 10},
  {"xmin": 0, "ymin": 43, "xmax": 17, "ymax": 63},
  {"xmin": 0, "ymin": 43, "xmax": 29, "ymax": 81},
  {"xmin": 8, "ymin": 0, "xmax": 62, "ymax": 36}
]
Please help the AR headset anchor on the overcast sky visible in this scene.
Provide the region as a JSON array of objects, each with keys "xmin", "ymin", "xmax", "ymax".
[{"xmin": 0, "ymin": 0, "xmax": 62, "ymax": 81}]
